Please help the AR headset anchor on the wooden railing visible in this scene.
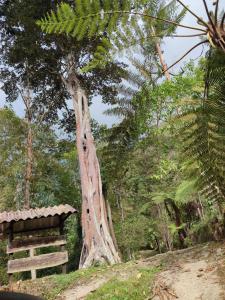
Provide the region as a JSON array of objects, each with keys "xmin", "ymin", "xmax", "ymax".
[{"xmin": 7, "ymin": 235, "xmax": 68, "ymax": 281}]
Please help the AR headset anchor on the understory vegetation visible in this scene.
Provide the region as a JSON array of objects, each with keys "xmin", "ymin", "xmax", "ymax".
[{"xmin": 0, "ymin": 0, "xmax": 225, "ymax": 291}]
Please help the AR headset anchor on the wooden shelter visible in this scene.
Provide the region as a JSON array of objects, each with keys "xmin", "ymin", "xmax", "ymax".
[{"xmin": 0, "ymin": 204, "xmax": 77, "ymax": 283}]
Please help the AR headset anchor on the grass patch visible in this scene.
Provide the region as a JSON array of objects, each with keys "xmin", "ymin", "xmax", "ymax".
[
  {"xmin": 87, "ymin": 267, "xmax": 159, "ymax": 300},
  {"xmin": 11, "ymin": 262, "xmax": 159, "ymax": 300},
  {"xmin": 42, "ymin": 266, "xmax": 107, "ymax": 299}
]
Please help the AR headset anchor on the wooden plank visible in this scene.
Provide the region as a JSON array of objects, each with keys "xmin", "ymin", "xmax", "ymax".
[
  {"xmin": 61, "ymin": 244, "xmax": 67, "ymax": 274},
  {"xmin": 30, "ymin": 249, "xmax": 36, "ymax": 280},
  {"xmin": 8, "ymin": 274, "xmax": 13, "ymax": 290},
  {"xmin": 7, "ymin": 251, "xmax": 68, "ymax": 274},
  {"xmin": 7, "ymin": 235, "xmax": 66, "ymax": 254}
]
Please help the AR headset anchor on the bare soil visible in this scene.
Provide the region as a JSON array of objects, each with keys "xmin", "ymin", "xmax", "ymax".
[{"xmin": 145, "ymin": 242, "xmax": 225, "ymax": 300}]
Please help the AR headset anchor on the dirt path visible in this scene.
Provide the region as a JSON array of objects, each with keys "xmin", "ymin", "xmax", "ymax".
[
  {"xmin": 57, "ymin": 242, "xmax": 225, "ymax": 299},
  {"xmin": 59, "ymin": 277, "xmax": 108, "ymax": 300},
  {"xmin": 147, "ymin": 243, "xmax": 225, "ymax": 300},
  {"xmin": 58, "ymin": 264, "xmax": 136, "ymax": 300},
  {"xmin": 152, "ymin": 260, "xmax": 224, "ymax": 300}
]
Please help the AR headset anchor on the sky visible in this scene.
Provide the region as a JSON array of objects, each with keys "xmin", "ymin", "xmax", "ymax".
[{"xmin": 0, "ymin": 0, "xmax": 224, "ymax": 127}]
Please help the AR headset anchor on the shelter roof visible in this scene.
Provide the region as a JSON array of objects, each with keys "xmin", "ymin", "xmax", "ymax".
[{"xmin": 0, "ymin": 204, "xmax": 77, "ymax": 237}]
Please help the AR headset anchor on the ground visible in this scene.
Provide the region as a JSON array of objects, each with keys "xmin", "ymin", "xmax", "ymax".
[{"xmin": 2, "ymin": 241, "xmax": 225, "ymax": 299}]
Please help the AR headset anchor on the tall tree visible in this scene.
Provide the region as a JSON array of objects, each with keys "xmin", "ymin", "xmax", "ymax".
[
  {"xmin": 61, "ymin": 55, "xmax": 121, "ymax": 267},
  {"xmin": 0, "ymin": 1, "xmax": 65, "ymax": 208},
  {"xmin": 0, "ymin": 0, "xmax": 123, "ymax": 267},
  {"xmin": 0, "ymin": 108, "xmax": 25, "ymax": 210},
  {"xmin": 22, "ymin": 86, "xmax": 33, "ymax": 209}
]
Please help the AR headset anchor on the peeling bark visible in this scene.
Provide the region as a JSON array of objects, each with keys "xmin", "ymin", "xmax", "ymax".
[
  {"xmin": 106, "ymin": 198, "xmax": 119, "ymax": 253},
  {"xmin": 63, "ymin": 67, "xmax": 120, "ymax": 268}
]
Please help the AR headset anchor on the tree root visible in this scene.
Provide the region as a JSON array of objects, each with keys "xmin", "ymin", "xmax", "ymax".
[{"xmin": 151, "ymin": 277, "xmax": 178, "ymax": 300}]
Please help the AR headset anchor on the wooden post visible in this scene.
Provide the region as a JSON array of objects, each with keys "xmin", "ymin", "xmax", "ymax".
[
  {"xmin": 8, "ymin": 271, "xmax": 13, "ymax": 291},
  {"xmin": 8, "ymin": 222, "xmax": 14, "ymax": 248},
  {"xmin": 61, "ymin": 245, "xmax": 67, "ymax": 274},
  {"xmin": 59, "ymin": 216, "xmax": 67, "ymax": 274},
  {"xmin": 30, "ymin": 248, "xmax": 36, "ymax": 280},
  {"xmin": 8, "ymin": 222, "xmax": 14, "ymax": 289}
]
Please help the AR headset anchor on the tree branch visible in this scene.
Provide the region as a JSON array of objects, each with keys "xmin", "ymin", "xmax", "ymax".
[
  {"xmin": 158, "ymin": 33, "xmax": 206, "ymax": 38},
  {"xmin": 18, "ymin": 87, "xmax": 29, "ymax": 111},
  {"xmin": 60, "ymin": 74, "xmax": 67, "ymax": 86},
  {"xmin": 176, "ymin": 0, "xmax": 210, "ymax": 29},
  {"xmin": 135, "ymin": 33, "xmax": 206, "ymax": 47},
  {"xmin": 202, "ymin": 0, "xmax": 218, "ymax": 34},
  {"xmin": 162, "ymin": 40, "xmax": 208, "ymax": 74},
  {"xmin": 37, "ymin": 100, "xmax": 57, "ymax": 124},
  {"xmin": 214, "ymin": 0, "xmax": 219, "ymax": 26},
  {"xmin": 221, "ymin": 13, "xmax": 225, "ymax": 30}
]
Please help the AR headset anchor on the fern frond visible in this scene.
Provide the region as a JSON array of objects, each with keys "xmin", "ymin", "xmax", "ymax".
[
  {"xmin": 37, "ymin": 0, "xmax": 188, "ymax": 70},
  {"xmin": 176, "ymin": 56, "xmax": 225, "ymax": 204}
]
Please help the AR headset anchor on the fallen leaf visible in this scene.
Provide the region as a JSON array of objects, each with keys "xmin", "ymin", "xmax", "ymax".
[{"xmin": 137, "ymin": 273, "xmax": 142, "ymax": 279}]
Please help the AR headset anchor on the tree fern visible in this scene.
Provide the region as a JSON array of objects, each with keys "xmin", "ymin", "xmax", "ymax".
[
  {"xmin": 37, "ymin": 0, "xmax": 186, "ymax": 70},
  {"xmin": 175, "ymin": 179, "xmax": 198, "ymax": 203},
  {"xmin": 37, "ymin": 0, "xmax": 187, "ymax": 41},
  {"xmin": 175, "ymin": 50, "xmax": 225, "ymax": 206}
]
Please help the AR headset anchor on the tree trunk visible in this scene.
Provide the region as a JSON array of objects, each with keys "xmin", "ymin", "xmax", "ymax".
[
  {"xmin": 151, "ymin": 26, "xmax": 171, "ymax": 81},
  {"xmin": 24, "ymin": 125, "xmax": 32, "ymax": 209},
  {"xmin": 106, "ymin": 199, "xmax": 120, "ymax": 253},
  {"xmin": 23, "ymin": 88, "xmax": 33, "ymax": 209},
  {"xmin": 155, "ymin": 42, "xmax": 171, "ymax": 81},
  {"xmin": 156, "ymin": 204, "xmax": 173, "ymax": 251},
  {"xmin": 164, "ymin": 198, "xmax": 187, "ymax": 248},
  {"xmin": 14, "ymin": 182, "xmax": 22, "ymax": 210},
  {"xmin": 63, "ymin": 71, "xmax": 121, "ymax": 268}
]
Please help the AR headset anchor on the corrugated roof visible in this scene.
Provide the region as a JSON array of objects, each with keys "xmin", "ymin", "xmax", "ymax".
[{"xmin": 0, "ymin": 204, "xmax": 77, "ymax": 224}]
